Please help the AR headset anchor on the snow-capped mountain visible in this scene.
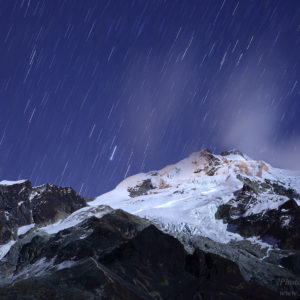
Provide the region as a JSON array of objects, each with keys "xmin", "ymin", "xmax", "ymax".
[
  {"xmin": 0, "ymin": 149, "xmax": 299, "ymax": 299},
  {"xmin": 91, "ymin": 148, "xmax": 300, "ymax": 248}
]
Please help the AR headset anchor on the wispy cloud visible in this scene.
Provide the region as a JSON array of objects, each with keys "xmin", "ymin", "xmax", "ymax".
[{"xmin": 219, "ymin": 62, "xmax": 300, "ymax": 170}]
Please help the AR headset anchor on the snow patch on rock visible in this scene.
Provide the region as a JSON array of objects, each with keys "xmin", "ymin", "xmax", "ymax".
[{"xmin": 0, "ymin": 180, "xmax": 27, "ymax": 186}]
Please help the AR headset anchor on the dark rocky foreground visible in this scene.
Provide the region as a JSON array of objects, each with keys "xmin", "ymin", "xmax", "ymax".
[{"xmin": 0, "ymin": 209, "xmax": 282, "ymax": 300}]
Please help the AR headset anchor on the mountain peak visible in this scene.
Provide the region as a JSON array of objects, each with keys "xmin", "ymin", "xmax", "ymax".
[{"xmin": 113, "ymin": 148, "xmax": 272, "ymax": 198}]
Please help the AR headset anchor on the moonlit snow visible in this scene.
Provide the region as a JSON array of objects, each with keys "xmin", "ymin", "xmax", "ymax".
[{"xmin": 90, "ymin": 150, "xmax": 300, "ymax": 246}]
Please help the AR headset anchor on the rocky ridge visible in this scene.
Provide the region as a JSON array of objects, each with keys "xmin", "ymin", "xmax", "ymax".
[
  {"xmin": 0, "ymin": 149, "xmax": 300, "ymax": 299},
  {"xmin": 0, "ymin": 180, "xmax": 86, "ymax": 248}
]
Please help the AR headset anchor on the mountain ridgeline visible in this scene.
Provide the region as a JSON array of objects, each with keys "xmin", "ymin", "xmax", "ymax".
[{"xmin": 0, "ymin": 149, "xmax": 299, "ymax": 299}]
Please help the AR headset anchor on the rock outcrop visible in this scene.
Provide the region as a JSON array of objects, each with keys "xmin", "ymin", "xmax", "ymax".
[
  {"xmin": 215, "ymin": 176, "xmax": 300, "ymax": 250},
  {"xmin": 128, "ymin": 179, "xmax": 155, "ymax": 197},
  {"xmin": 30, "ymin": 184, "xmax": 87, "ymax": 224},
  {"xmin": 0, "ymin": 180, "xmax": 86, "ymax": 245},
  {"xmin": 0, "ymin": 180, "xmax": 33, "ymax": 244}
]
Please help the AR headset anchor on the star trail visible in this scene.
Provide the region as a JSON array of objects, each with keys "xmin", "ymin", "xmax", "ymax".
[{"xmin": 0, "ymin": 0, "xmax": 299, "ymax": 197}]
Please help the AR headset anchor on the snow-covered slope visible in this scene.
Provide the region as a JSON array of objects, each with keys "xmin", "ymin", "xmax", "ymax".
[{"xmin": 90, "ymin": 149, "xmax": 300, "ymax": 246}]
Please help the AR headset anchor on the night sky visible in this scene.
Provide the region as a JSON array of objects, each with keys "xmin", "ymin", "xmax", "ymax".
[{"xmin": 0, "ymin": 0, "xmax": 299, "ymax": 197}]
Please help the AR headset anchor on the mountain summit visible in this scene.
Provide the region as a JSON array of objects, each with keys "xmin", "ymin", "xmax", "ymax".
[
  {"xmin": 0, "ymin": 149, "xmax": 299, "ymax": 299},
  {"xmin": 92, "ymin": 148, "xmax": 299, "ymax": 246}
]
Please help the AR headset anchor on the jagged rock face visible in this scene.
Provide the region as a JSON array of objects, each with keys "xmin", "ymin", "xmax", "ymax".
[
  {"xmin": 217, "ymin": 199, "xmax": 300, "ymax": 250},
  {"xmin": 0, "ymin": 181, "xmax": 33, "ymax": 244},
  {"xmin": 0, "ymin": 210, "xmax": 278, "ymax": 300},
  {"xmin": 0, "ymin": 181, "xmax": 86, "ymax": 244},
  {"xmin": 193, "ymin": 149, "xmax": 222, "ymax": 176},
  {"xmin": 31, "ymin": 184, "xmax": 86, "ymax": 224},
  {"xmin": 215, "ymin": 176, "xmax": 300, "ymax": 250}
]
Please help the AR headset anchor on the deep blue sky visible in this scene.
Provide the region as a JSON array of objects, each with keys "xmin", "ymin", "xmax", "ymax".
[{"xmin": 0, "ymin": 0, "xmax": 299, "ymax": 196}]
